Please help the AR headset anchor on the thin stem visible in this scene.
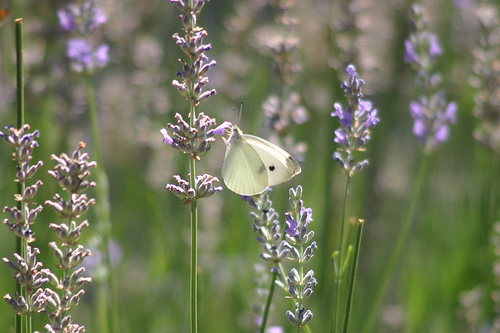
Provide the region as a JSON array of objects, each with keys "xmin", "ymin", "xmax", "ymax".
[
  {"xmin": 259, "ymin": 268, "xmax": 278, "ymax": 333},
  {"xmin": 14, "ymin": 18, "xmax": 27, "ymax": 333},
  {"xmin": 189, "ymin": 95, "xmax": 198, "ymax": 333},
  {"xmin": 332, "ymin": 175, "xmax": 352, "ymax": 333},
  {"xmin": 86, "ymin": 74, "xmax": 118, "ymax": 333},
  {"xmin": 342, "ymin": 219, "xmax": 364, "ymax": 333},
  {"xmin": 362, "ymin": 153, "xmax": 431, "ymax": 333}
]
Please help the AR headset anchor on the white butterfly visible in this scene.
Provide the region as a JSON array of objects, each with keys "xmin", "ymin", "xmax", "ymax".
[{"xmin": 222, "ymin": 125, "xmax": 301, "ymax": 196}]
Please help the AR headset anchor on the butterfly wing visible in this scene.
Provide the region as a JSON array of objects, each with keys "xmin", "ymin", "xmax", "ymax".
[
  {"xmin": 222, "ymin": 132, "xmax": 269, "ymax": 196},
  {"xmin": 241, "ymin": 134, "xmax": 301, "ymax": 187}
]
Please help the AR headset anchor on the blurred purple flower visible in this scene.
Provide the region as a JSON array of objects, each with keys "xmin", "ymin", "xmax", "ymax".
[
  {"xmin": 58, "ymin": 1, "xmax": 107, "ymax": 34},
  {"xmin": 429, "ymin": 35, "xmax": 442, "ymax": 58},
  {"xmin": 404, "ymin": 39, "xmax": 419, "ymax": 63},
  {"xmin": 68, "ymin": 39, "xmax": 93, "ymax": 64},
  {"xmin": 67, "ymin": 39, "xmax": 109, "ymax": 72},
  {"xmin": 334, "ymin": 129, "xmax": 349, "ymax": 146},
  {"xmin": 83, "ymin": 239, "xmax": 122, "ymax": 276},
  {"xmin": 58, "ymin": 8, "xmax": 77, "ymax": 31}
]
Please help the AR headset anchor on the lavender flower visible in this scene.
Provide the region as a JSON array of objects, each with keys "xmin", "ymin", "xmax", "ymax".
[
  {"xmin": 169, "ymin": 0, "xmax": 216, "ymax": 106},
  {"xmin": 1, "ymin": 125, "xmax": 49, "ymax": 316},
  {"xmin": 246, "ymin": 186, "xmax": 316, "ymax": 330},
  {"xmin": 160, "ymin": 112, "xmax": 227, "ymax": 160},
  {"xmin": 43, "ymin": 142, "xmax": 95, "ymax": 332},
  {"xmin": 471, "ymin": 4, "xmax": 500, "ymax": 153},
  {"xmin": 59, "ymin": 0, "xmax": 109, "ymax": 73},
  {"xmin": 67, "ymin": 39, "xmax": 109, "ymax": 72},
  {"xmin": 331, "ymin": 65, "xmax": 380, "ymax": 176},
  {"xmin": 58, "ymin": 1, "xmax": 107, "ymax": 34},
  {"xmin": 404, "ymin": 4, "xmax": 457, "ymax": 151}
]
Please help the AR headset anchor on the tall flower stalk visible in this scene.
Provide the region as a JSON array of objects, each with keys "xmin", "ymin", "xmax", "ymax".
[
  {"xmin": 262, "ymin": 0, "xmax": 308, "ymax": 160},
  {"xmin": 244, "ymin": 186, "xmax": 316, "ymax": 333},
  {"xmin": 161, "ymin": 1, "xmax": 219, "ymax": 331},
  {"xmin": 1, "ymin": 20, "xmax": 47, "ymax": 333},
  {"xmin": 330, "ymin": 65, "xmax": 379, "ymax": 333},
  {"xmin": 58, "ymin": 1, "xmax": 116, "ymax": 332},
  {"xmin": 362, "ymin": 5, "xmax": 457, "ymax": 332},
  {"xmin": 1, "ymin": 125, "xmax": 47, "ymax": 333},
  {"xmin": 42, "ymin": 142, "xmax": 95, "ymax": 333}
]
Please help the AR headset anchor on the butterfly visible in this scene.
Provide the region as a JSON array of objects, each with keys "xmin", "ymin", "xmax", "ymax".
[{"xmin": 222, "ymin": 125, "xmax": 301, "ymax": 196}]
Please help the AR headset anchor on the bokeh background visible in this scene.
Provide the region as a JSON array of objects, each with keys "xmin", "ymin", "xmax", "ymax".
[{"xmin": 0, "ymin": 0, "xmax": 499, "ymax": 332}]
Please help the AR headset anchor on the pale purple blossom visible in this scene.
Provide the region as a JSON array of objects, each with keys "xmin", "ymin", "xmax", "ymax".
[
  {"xmin": 213, "ymin": 121, "xmax": 232, "ymax": 136},
  {"xmin": 160, "ymin": 128, "xmax": 174, "ymax": 145},
  {"xmin": 405, "ymin": 5, "xmax": 458, "ymax": 150},
  {"xmin": 67, "ymin": 39, "xmax": 109, "ymax": 72},
  {"xmin": 331, "ymin": 66, "xmax": 380, "ymax": 175}
]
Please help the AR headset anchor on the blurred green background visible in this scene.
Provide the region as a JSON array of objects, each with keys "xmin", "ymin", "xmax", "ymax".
[{"xmin": 0, "ymin": 0, "xmax": 499, "ymax": 332}]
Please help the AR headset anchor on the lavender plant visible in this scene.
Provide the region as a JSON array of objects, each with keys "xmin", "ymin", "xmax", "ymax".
[
  {"xmin": 363, "ymin": 5, "xmax": 457, "ymax": 331},
  {"xmin": 159, "ymin": 1, "xmax": 221, "ymax": 331},
  {"xmin": 58, "ymin": 1, "xmax": 115, "ymax": 331},
  {"xmin": 58, "ymin": 0, "xmax": 109, "ymax": 73},
  {"xmin": 330, "ymin": 65, "xmax": 378, "ymax": 333},
  {"xmin": 404, "ymin": 4, "xmax": 457, "ymax": 153},
  {"xmin": 471, "ymin": 3, "xmax": 500, "ymax": 154},
  {"xmin": 261, "ymin": 0, "xmax": 308, "ymax": 161},
  {"xmin": 40, "ymin": 142, "xmax": 95, "ymax": 333},
  {"xmin": 244, "ymin": 186, "xmax": 316, "ymax": 332},
  {"xmin": 1, "ymin": 125, "xmax": 48, "ymax": 333}
]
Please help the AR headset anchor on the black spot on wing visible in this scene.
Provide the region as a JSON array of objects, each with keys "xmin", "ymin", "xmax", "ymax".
[{"xmin": 269, "ymin": 165, "xmax": 275, "ymax": 171}]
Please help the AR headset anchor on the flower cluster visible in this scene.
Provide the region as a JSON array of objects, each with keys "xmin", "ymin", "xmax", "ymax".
[
  {"xmin": 471, "ymin": 4, "xmax": 500, "ymax": 153},
  {"xmin": 282, "ymin": 186, "xmax": 316, "ymax": 328},
  {"xmin": 58, "ymin": 0, "xmax": 109, "ymax": 73},
  {"xmin": 3, "ymin": 247, "xmax": 49, "ymax": 315},
  {"xmin": 1, "ymin": 124, "xmax": 43, "ymax": 242},
  {"xmin": 161, "ymin": 112, "xmax": 227, "ymax": 160},
  {"xmin": 41, "ymin": 142, "xmax": 95, "ymax": 333},
  {"xmin": 170, "ymin": 0, "xmax": 217, "ymax": 106},
  {"xmin": 404, "ymin": 4, "xmax": 457, "ymax": 151},
  {"xmin": 331, "ymin": 65, "xmax": 380, "ymax": 176},
  {"xmin": 261, "ymin": 0, "xmax": 308, "ymax": 161},
  {"xmin": 245, "ymin": 186, "xmax": 316, "ymax": 329},
  {"xmin": 1, "ymin": 125, "xmax": 49, "ymax": 316},
  {"xmin": 166, "ymin": 174, "xmax": 223, "ymax": 206}
]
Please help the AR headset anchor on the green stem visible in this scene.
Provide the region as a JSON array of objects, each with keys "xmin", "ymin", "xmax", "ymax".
[
  {"xmin": 189, "ymin": 97, "xmax": 198, "ymax": 333},
  {"xmin": 342, "ymin": 220, "xmax": 364, "ymax": 333},
  {"xmin": 332, "ymin": 175, "xmax": 352, "ymax": 333},
  {"xmin": 85, "ymin": 74, "xmax": 118, "ymax": 333},
  {"xmin": 259, "ymin": 268, "xmax": 278, "ymax": 333},
  {"xmin": 362, "ymin": 153, "xmax": 431, "ymax": 333},
  {"xmin": 14, "ymin": 18, "xmax": 27, "ymax": 333}
]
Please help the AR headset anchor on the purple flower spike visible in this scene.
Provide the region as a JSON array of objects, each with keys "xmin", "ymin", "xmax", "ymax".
[{"xmin": 405, "ymin": 5, "xmax": 457, "ymax": 150}]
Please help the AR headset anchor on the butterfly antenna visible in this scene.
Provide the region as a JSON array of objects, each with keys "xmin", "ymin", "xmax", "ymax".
[{"xmin": 238, "ymin": 101, "xmax": 243, "ymax": 124}]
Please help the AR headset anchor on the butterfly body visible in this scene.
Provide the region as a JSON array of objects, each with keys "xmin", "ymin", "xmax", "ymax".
[{"xmin": 222, "ymin": 125, "xmax": 301, "ymax": 196}]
